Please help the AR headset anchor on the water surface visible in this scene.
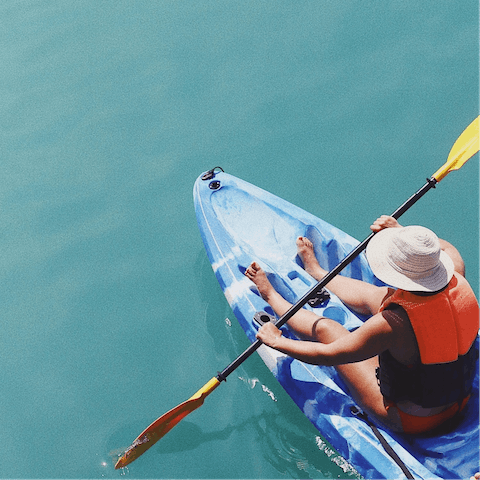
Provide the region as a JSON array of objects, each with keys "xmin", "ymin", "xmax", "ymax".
[{"xmin": 0, "ymin": 1, "xmax": 477, "ymax": 478}]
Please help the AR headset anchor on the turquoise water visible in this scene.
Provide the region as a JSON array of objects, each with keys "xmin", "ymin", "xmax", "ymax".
[{"xmin": 0, "ymin": 1, "xmax": 478, "ymax": 478}]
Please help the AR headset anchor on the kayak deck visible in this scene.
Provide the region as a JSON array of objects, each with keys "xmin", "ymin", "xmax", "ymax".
[{"xmin": 194, "ymin": 169, "xmax": 479, "ymax": 480}]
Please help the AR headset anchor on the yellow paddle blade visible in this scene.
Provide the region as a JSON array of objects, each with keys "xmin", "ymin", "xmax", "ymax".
[
  {"xmin": 432, "ymin": 116, "xmax": 479, "ymax": 182},
  {"xmin": 115, "ymin": 377, "xmax": 220, "ymax": 469}
]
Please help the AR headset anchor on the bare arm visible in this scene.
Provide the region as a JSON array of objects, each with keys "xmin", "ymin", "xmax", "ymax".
[
  {"xmin": 256, "ymin": 313, "xmax": 394, "ymax": 366},
  {"xmin": 438, "ymin": 238, "xmax": 465, "ymax": 276}
]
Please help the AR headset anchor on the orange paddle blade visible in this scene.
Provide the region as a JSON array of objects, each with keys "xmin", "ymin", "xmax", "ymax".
[{"xmin": 115, "ymin": 377, "xmax": 220, "ymax": 469}]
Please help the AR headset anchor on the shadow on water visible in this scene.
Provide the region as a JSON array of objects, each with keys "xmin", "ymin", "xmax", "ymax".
[
  {"xmin": 105, "ymin": 251, "xmax": 359, "ymax": 478},
  {"xmin": 189, "ymin": 249, "xmax": 360, "ymax": 479},
  {"xmin": 108, "ymin": 409, "xmax": 360, "ymax": 479},
  {"xmin": 152, "ymin": 419, "xmax": 235, "ymax": 454},
  {"xmin": 193, "ymin": 248, "xmax": 251, "ymax": 356}
]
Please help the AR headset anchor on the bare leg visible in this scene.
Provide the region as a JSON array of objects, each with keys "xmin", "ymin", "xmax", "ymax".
[
  {"xmin": 296, "ymin": 237, "xmax": 389, "ymax": 316},
  {"xmin": 245, "ymin": 260, "xmax": 403, "ymax": 431},
  {"xmin": 296, "ymin": 236, "xmax": 326, "ymax": 280},
  {"xmin": 245, "ymin": 261, "xmax": 330, "ymax": 340}
]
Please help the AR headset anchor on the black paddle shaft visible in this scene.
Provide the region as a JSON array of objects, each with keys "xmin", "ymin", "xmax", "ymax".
[{"xmin": 216, "ymin": 177, "xmax": 438, "ymax": 382}]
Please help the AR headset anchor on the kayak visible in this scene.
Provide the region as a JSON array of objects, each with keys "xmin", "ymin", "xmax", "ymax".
[{"xmin": 193, "ymin": 167, "xmax": 479, "ymax": 480}]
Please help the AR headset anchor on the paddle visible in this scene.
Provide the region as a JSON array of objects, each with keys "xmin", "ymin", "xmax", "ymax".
[{"xmin": 115, "ymin": 116, "xmax": 479, "ymax": 469}]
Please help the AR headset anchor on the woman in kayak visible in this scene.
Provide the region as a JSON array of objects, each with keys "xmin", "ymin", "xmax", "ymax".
[{"xmin": 245, "ymin": 215, "xmax": 479, "ymax": 434}]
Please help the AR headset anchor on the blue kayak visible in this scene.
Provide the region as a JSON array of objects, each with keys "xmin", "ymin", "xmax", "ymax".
[{"xmin": 193, "ymin": 168, "xmax": 479, "ymax": 480}]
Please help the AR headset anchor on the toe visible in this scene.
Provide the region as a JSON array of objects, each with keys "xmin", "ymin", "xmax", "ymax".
[
  {"xmin": 245, "ymin": 261, "xmax": 259, "ymax": 277},
  {"xmin": 297, "ymin": 236, "xmax": 312, "ymax": 248}
]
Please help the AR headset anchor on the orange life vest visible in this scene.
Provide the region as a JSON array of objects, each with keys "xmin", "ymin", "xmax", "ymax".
[
  {"xmin": 381, "ymin": 272, "xmax": 479, "ymax": 364},
  {"xmin": 377, "ymin": 273, "xmax": 479, "ymax": 407}
]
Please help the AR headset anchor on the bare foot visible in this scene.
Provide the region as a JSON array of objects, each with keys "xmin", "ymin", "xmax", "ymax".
[
  {"xmin": 245, "ymin": 262, "xmax": 276, "ymax": 301},
  {"xmin": 296, "ymin": 237, "xmax": 326, "ymax": 280}
]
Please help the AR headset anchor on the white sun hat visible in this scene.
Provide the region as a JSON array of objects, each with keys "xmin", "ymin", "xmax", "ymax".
[{"xmin": 365, "ymin": 225, "xmax": 455, "ymax": 292}]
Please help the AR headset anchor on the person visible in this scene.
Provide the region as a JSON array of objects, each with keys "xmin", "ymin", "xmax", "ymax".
[{"xmin": 244, "ymin": 215, "xmax": 479, "ymax": 434}]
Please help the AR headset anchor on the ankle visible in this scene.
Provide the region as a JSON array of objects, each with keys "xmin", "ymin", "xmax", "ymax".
[{"xmin": 306, "ymin": 264, "xmax": 327, "ymax": 281}]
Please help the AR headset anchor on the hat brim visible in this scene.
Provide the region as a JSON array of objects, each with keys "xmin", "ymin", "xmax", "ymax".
[{"xmin": 366, "ymin": 228, "xmax": 455, "ymax": 292}]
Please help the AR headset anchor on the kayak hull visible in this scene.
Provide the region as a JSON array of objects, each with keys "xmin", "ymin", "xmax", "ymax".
[{"xmin": 194, "ymin": 169, "xmax": 479, "ymax": 480}]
